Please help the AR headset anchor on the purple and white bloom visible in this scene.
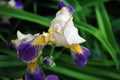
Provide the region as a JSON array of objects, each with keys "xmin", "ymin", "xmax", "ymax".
[
  {"xmin": 10, "ymin": 31, "xmax": 41, "ymax": 62},
  {"xmin": 71, "ymin": 46, "xmax": 90, "ymax": 67},
  {"xmin": 48, "ymin": 2, "xmax": 85, "ymax": 47},
  {"xmin": 46, "ymin": 75, "xmax": 59, "ymax": 80}
]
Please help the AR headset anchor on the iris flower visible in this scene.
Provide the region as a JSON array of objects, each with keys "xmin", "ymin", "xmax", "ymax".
[
  {"xmin": 49, "ymin": 2, "xmax": 90, "ymax": 67},
  {"xmin": 10, "ymin": 31, "xmax": 59, "ymax": 80},
  {"xmin": 10, "ymin": 31, "xmax": 40, "ymax": 68}
]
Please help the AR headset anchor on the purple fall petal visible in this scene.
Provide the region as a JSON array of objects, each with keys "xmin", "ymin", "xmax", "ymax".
[
  {"xmin": 26, "ymin": 68, "xmax": 45, "ymax": 80},
  {"xmin": 15, "ymin": 1, "xmax": 23, "ymax": 9},
  {"xmin": 17, "ymin": 41, "xmax": 40, "ymax": 62},
  {"xmin": 81, "ymin": 47, "xmax": 90, "ymax": 59},
  {"xmin": 46, "ymin": 75, "xmax": 59, "ymax": 80},
  {"xmin": 71, "ymin": 52, "xmax": 87, "ymax": 67},
  {"xmin": 71, "ymin": 46, "xmax": 90, "ymax": 67}
]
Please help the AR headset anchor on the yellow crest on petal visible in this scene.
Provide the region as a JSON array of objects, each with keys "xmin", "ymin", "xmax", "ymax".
[
  {"xmin": 32, "ymin": 35, "xmax": 46, "ymax": 46},
  {"xmin": 67, "ymin": 44, "xmax": 83, "ymax": 54}
]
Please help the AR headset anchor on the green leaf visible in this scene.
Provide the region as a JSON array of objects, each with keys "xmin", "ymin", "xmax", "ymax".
[
  {"xmin": 0, "ymin": 49, "xmax": 17, "ymax": 57},
  {"xmin": 95, "ymin": 4, "xmax": 120, "ymax": 54},
  {"xmin": 0, "ymin": 61, "xmax": 26, "ymax": 67},
  {"xmin": 0, "ymin": 55, "xmax": 18, "ymax": 61},
  {"xmin": 0, "ymin": 34, "xmax": 7, "ymax": 44},
  {"xmin": 112, "ymin": 19, "xmax": 120, "ymax": 32},
  {"xmin": 84, "ymin": 66, "xmax": 120, "ymax": 80},
  {"xmin": 56, "ymin": 54, "xmax": 120, "ymax": 79},
  {"xmin": 80, "ymin": 0, "xmax": 110, "ymax": 8},
  {"xmin": 45, "ymin": 66, "xmax": 101, "ymax": 80},
  {"xmin": 1, "ymin": 77, "xmax": 9, "ymax": 80},
  {"xmin": 0, "ymin": 6, "xmax": 51, "ymax": 27},
  {"xmin": 0, "ymin": 67, "xmax": 26, "ymax": 78}
]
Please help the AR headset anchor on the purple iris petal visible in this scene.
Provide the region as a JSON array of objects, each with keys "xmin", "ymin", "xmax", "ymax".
[
  {"xmin": 58, "ymin": 2, "xmax": 66, "ymax": 9},
  {"xmin": 26, "ymin": 68, "xmax": 45, "ymax": 80},
  {"xmin": 71, "ymin": 46, "xmax": 90, "ymax": 67},
  {"xmin": 15, "ymin": 1, "xmax": 23, "ymax": 9},
  {"xmin": 81, "ymin": 47, "xmax": 90, "ymax": 59},
  {"xmin": 43, "ymin": 57, "xmax": 53, "ymax": 66},
  {"xmin": 8, "ymin": 42, "xmax": 16, "ymax": 50},
  {"xmin": 66, "ymin": 6, "xmax": 74, "ymax": 14},
  {"xmin": 71, "ymin": 52, "xmax": 86, "ymax": 67},
  {"xmin": 17, "ymin": 41, "xmax": 40, "ymax": 62},
  {"xmin": 46, "ymin": 75, "xmax": 59, "ymax": 80},
  {"xmin": 58, "ymin": 2, "xmax": 74, "ymax": 14}
]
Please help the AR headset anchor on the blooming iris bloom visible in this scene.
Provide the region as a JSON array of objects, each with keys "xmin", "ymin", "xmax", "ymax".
[
  {"xmin": 48, "ymin": 3, "xmax": 85, "ymax": 46},
  {"xmin": 10, "ymin": 31, "xmax": 59, "ymax": 80},
  {"xmin": 48, "ymin": 2, "xmax": 90, "ymax": 67},
  {"xmin": 10, "ymin": 31, "xmax": 41, "ymax": 71}
]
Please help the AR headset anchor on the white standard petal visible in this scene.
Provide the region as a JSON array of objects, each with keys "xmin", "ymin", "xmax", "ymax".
[
  {"xmin": 55, "ymin": 7, "xmax": 71, "ymax": 22},
  {"xmin": 49, "ymin": 7, "xmax": 71, "ymax": 33},
  {"xmin": 17, "ymin": 30, "xmax": 31, "ymax": 41},
  {"xmin": 12, "ymin": 31, "xmax": 40, "ymax": 48},
  {"xmin": 64, "ymin": 17, "xmax": 86, "ymax": 44},
  {"xmin": 49, "ymin": 7, "xmax": 85, "ymax": 46},
  {"xmin": 49, "ymin": 31, "xmax": 69, "ymax": 46}
]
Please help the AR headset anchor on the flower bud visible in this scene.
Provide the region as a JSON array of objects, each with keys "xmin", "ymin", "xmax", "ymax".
[{"xmin": 43, "ymin": 57, "xmax": 55, "ymax": 67}]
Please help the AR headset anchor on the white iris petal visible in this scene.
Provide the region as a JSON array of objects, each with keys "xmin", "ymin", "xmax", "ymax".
[
  {"xmin": 12, "ymin": 31, "xmax": 39, "ymax": 47},
  {"xmin": 64, "ymin": 17, "xmax": 86, "ymax": 44},
  {"xmin": 49, "ymin": 7, "xmax": 85, "ymax": 46}
]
